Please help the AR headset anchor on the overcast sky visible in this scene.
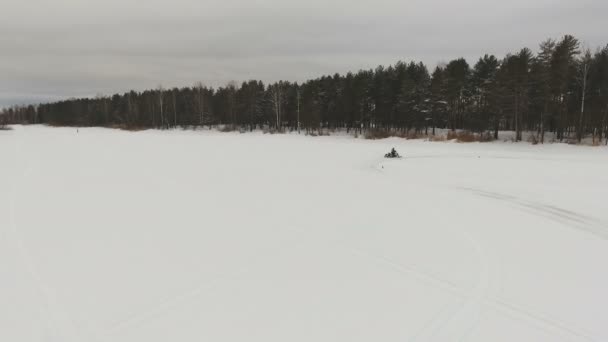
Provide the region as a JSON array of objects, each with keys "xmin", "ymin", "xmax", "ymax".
[{"xmin": 1, "ymin": 0, "xmax": 606, "ymax": 108}]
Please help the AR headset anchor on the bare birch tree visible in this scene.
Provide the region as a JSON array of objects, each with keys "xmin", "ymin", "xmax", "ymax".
[
  {"xmin": 577, "ymin": 49, "xmax": 592, "ymax": 142},
  {"xmin": 270, "ymin": 82, "xmax": 284, "ymax": 129}
]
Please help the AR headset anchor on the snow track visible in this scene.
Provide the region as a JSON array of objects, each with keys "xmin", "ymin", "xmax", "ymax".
[
  {"xmin": 458, "ymin": 186, "xmax": 608, "ymax": 240},
  {"xmin": 375, "ymin": 159, "xmax": 599, "ymax": 341},
  {"xmin": 1, "ymin": 126, "xmax": 607, "ymax": 342},
  {"xmin": 6, "ymin": 127, "xmax": 80, "ymax": 342}
]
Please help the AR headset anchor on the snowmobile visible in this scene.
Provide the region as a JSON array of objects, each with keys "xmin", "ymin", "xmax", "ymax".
[{"xmin": 384, "ymin": 148, "xmax": 401, "ymax": 158}]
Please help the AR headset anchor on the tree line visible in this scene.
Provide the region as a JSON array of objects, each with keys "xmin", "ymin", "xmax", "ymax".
[{"xmin": 2, "ymin": 35, "xmax": 608, "ymax": 143}]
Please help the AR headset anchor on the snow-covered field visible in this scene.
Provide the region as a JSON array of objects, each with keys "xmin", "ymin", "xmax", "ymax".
[{"xmin": 1, "ymin": 125, "xmax": 607, "ymax": 342}]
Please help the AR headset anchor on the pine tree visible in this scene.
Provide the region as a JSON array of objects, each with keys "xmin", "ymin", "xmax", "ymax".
[
  {"xmin": 445, "ymin": 58, "xmax": 470, "ymax": 131},
  {"xmin": 471, "ymin": 55, "xmax": 499, "ymax": 134},
  {"xmin": 430, "ymin": 66, "xmax": 448, "ymax": 135},
  {"xmin": 551, "ymin": 35, "xmax": 580, "ymax": 140}
]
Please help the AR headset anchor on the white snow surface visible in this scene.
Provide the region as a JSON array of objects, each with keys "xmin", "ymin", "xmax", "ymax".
[{"xmin": 1, "ymin": 125, "xmax": 607, "ymax": 342}]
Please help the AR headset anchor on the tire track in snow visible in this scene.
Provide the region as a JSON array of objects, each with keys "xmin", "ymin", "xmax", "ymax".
[
  {"xmin": 101, "ymin": 277, "xmax": 227, "ymax": 337},
  {"xmin": 458, "ymin": 187, "xmax": 608, "ymax": 240},
  {"xmin": 319, "ymin": 217, "xmax": 594, "ymax": 341},
  {"xmin": 451, "ymin": 186, "xmax": 600, "ymax": 341},
  {"xmin": 367, "ymin": 156, "xmax": 496, "ymax": 341},
  {"xmin": 433, "ymin": 239, "xmax": 488, "ymax": 341},
  {"xmin": 365, "ymin": 158, "xmax": 597, "ymax": 341},
  {"xmin": 100, "ymin": 225, "xmax": 315, "ymax": 338},
  {"xmin": 7, "ymin": 126, "xmax": 81, "ymax": 342},
  {"xmin": 348, "ymin": 245, "xmax": 597, "ymax": 341},
  {"xmin": 407, "ymin": 223, "xmax": 494, "ymax": 342}
]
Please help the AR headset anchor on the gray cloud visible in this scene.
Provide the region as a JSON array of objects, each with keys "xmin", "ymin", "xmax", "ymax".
[{"xmin": 1, "ymin": 0, "xmax": 606, "ymax": 107}]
